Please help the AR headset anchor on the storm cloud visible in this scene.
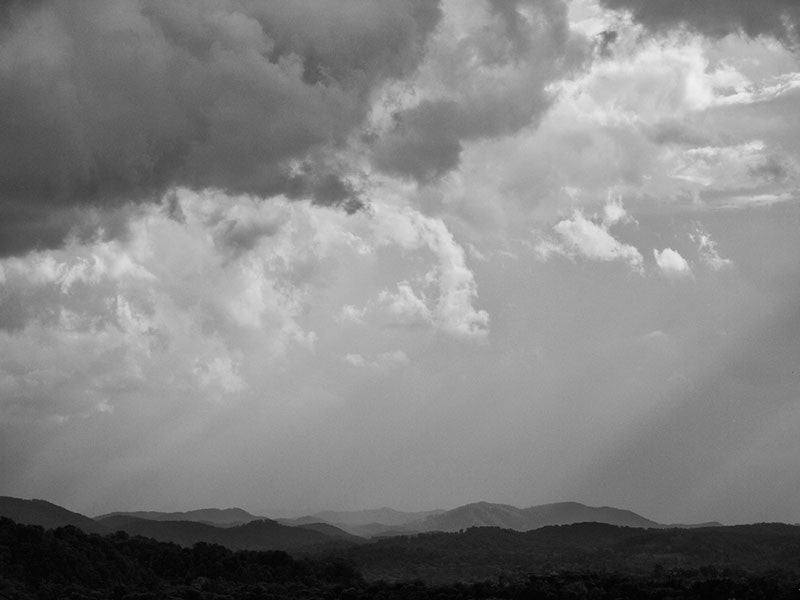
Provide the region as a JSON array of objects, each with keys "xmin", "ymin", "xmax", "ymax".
[
  {"xmin": 371, "ymin": 0, "xmax": 588, "ymax": 183},
  {"xmin": 0, "ymin": 0, "xmax": 441, "ymax": 255},
  {"xmin": 599, "ymin": 0, "xmax": 800, "ymax": 44}
]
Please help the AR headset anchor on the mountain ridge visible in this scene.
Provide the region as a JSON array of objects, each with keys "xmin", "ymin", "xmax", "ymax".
[
  {"xmin": 95, "ymin": 514, "xmax": 351, "ymax": 551},
  {"xmin": 95, "ymin": 507, "xmax": 261, "ymax": 526},
  {"xmin": 0, "ymin": 495, "xmax": 725, "ymax": 544},
  {"xmin": 408, "ymin": 500, "xmax": 663, "ymax": 532},
  {"xmin": 312, "ymin": 507, "xmax": 445, "ymax": 527},
  {"xmin": 0, "ymin": 495, "xmax": 108, "ymax": 534}
]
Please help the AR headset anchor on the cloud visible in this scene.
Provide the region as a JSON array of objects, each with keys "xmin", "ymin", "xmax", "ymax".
[
  {"xmin": 370, "ymin": 0, "xmax": 589, "ymax": 183},
  {"xmin": 344, "ymin": 349, "xmax": 409, "ymax": 371},
  {"xmin": 653, "ymin": 247, "xmax": 692, "ymax": 278},
  {"xmin": 691, "ymin": 224, "xmax": 733, "ymax": 270},
  {"xmin": 599, "ymin": 0, "xmax": 800, "ymax": 45},
  {"xmin": 379, "ymin": 283, "xmax": 433, "ymax": 326},
  {"xmin": 0, "ymin": 189, "xmax": 327, "ymax": 422},
  {"xmin": 536, "ymin": 202, "xmax": 644, "ymax": 272},
  {"xmin": 339, "ymin": 304, "xmax": 367, "ymax": 324},
  {"xmin": 448, "ymin": 20, "xmax": 800, "ymax": 223},
  {"xmin": 602, "ymin": 195, "xmax": 635, "ymax": 226},
  {"xmin": 372, "ymin": 204, "xmax": 490, "ymax": 339},
  {"xmin": 0, "ymin": 0, "xmax": 442, "ymax": 255}
]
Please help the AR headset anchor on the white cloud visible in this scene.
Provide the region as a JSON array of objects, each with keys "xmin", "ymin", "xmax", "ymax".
[
  {"xmin": 344, "ymin": 353, "xmax": 367, "ymax": 368},
  {"xmin": 713, "ymin": 72, "xmax": 800, "ymax": 107},
  {"xmin": 691, "ymin": 225, "xmax": 733, "ymax": 270},
  {"xmin": 0, "ymin": 189, "xmax": 326, "ymax": 422},
  {"xmin": 654, "ymin": 247, "xmax": 692, "ymax": 278},
  {"xmin": 379, "ymin": 283, "xmax": 432, "ymax": 326},
  {"xmin": 339, "ymin": 304, "xmax": 367, "ymax": 324},
  {"xmin": 537, "ymin": 203, "xmax": 644, "ymax": 273},
  {"xmin": 343, "ymin": 350, "xmax": 409, "ymax": 371},
  {"xmin": 441, "ymin": 17, "xmax": 800, "ymax": 232},
  {"xmin": 371, "ymin": 203, "xmax": 490, "ymax": 340},
  {"xmin": 602, "ymin": 195, "xmax": 635, "ymax": 226}
]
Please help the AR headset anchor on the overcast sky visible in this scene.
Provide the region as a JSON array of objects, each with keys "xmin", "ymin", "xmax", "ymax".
[{"xmin": 1, "ymin": 0, "xmax": 800, "ymax": 525}]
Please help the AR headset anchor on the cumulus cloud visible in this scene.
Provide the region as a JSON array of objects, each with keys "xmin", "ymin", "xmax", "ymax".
[
  {"xmin": 0, "ymin": 189, "xmax": 326, "ymax": 422},
  {"xmin": 602, "ymin": 195, "xmax": 635, "ymax": 226},
  {"xmin": 379, "ymin": 282, "xmax": 433, "ymax": 327},
  {"xmin": 372, "ymin": 204, "xmax": 490, "ymax": 339},
  {"xmin": 0, "ymin": 183, "xmax": 495, "ymax": 429},
  {"xmin": 536, "ymin": 203, "xmax": 644, "ymax": 272},
  {"xmin": 653, "ymin": 247, "xmax": 692, "ymax": 278},
  {"xmin": 448, "ymin": 17, "xmax": 800, "ymax": 223},
  {"xmin": 370, "ymin": 0, "xmax": 589, "ymax": 183},
  {"xmin": 0, "ymin": 0, "xmax": 441, "ymax": 255},
  {"xmin": 599, "ymin": 0, "xmax": 800, "ymax": 45}
]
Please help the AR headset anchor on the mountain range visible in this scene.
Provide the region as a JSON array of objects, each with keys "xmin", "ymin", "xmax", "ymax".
[
  {"xmin": 95, "ymin": 514, "xmax": 349, "ymax": 551},
  {"xmin": 0, "ymin": 495, "xmax": 722, "ymax": 553},
  {"xmin": 410, "ymin": 501, "xmax": 661, "ymax": 532},
  {"xmin": 96, "ymin": 507, "xmax": 259, "ymax": 526}
]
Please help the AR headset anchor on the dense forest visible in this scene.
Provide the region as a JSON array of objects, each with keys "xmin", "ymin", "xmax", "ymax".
[{"xmin": 3, "ymin": 517, "xmax": 800, "ymax": 599}]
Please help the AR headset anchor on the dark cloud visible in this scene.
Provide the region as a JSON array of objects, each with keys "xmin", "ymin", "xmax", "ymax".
[
  {"xmin": 596, "ymin": 30, "xmax": 618, "ymax": 57},
  {"xmin": 371, "ymin": 0, "xmax": 588, "ymax": 183},
  {"xmin": 748, "ymin": 156, "xmax": 789, "ymax": 182},
  {"xmin": 599, "ymin": 0, "xmax": 800, "ymax": 44},
  {"xmin": 0, "ymin": 205, "xmax": 137, "ymax": 257},
  {"xmin": 372, "ymin": 100, "xmax": 464, "ymax": 183},
  {"xmin": 0, "ymin": 0, "xmax": 441, "ymax": 255}
]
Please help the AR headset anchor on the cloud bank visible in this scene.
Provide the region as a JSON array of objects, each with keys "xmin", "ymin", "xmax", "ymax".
[
  {"xmin": 599, "ymin": 0, "xmax": 800, "ymax": 44},
  {"xmin": 0, "ymin": 0, "xmax": 441, "ymax": 255}
]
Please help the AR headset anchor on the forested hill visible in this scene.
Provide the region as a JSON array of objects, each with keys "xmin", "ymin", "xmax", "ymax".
[
  {"xmin": 0, "ymin": 496, "xmax": 107, "ymax": 535},
  {"xmin": 3, "ymin": 517, "xmax": 800, "ymax": 600},
  {"xmin": 95, "ymin": 514, "xmax": 349, "ymax": 551},
  {"xmin": 340, "ymin": 521, "xmax": 800, "ymax": 583}
]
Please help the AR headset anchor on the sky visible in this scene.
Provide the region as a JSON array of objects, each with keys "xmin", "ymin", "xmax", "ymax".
[{"xmin": 1, "ymin": 0, "xmax": 800, "ymax": 526}]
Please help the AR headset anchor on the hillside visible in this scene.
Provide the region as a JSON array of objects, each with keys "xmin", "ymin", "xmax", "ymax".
[
  {"xmin": 342, "ymin": 522, "xmax": 800, "ymax": 583},
  {"xmin": 6, "ymin": 517, "xmax": 799, "ymax": 600},
  {"xmin": 0, "ymin": 496, "xmax": 107, "ymax": 535},
  {"xmin": 96, "ymin": 514, "xmax": 350, "ymax": 551},
  {"xmin": 410, "ymin": 501, "xmax": 661, "ymax": 532},
  {"xmin": 293, "ymin": 521, "xmax": 364, "ymax": 541}
]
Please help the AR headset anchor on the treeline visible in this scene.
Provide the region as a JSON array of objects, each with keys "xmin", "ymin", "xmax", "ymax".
[
  {"xmin": 339, "ymin": 522, "xmax": 800, "ymax": 583},
  {"xmin": 0, "ymin": 517, "xmax": 359, "ymax": 600},
  {"xmin": 3, "ymin": 517, "xmax": 800, "ymax": 599}
]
